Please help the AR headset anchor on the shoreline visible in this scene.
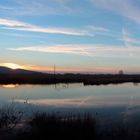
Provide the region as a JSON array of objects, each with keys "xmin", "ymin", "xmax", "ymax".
[{"xmin": 0, "ymin": 73, "xmax": 140, "ymax": 85}]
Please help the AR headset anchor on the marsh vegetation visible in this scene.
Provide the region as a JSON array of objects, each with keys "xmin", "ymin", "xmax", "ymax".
[{"xmin": 0, "ymin": 105, "xmax": 140, "ymax": 140}]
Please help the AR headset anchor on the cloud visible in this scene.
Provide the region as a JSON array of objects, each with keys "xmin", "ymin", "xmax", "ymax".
[
  {"xmin": 8, "ymin": 44, "xmax": 140, "ymax": 58},
  {"xmin": 119, "ymin": 37, "xmax": 140, "ymax": 45},
  {"xmin": 9, "ymin": 45, "xmax": 91, "ymax": 56},
  {"xmin": 85, "ymin": 25, "xmax": 111, "ymax": 36},
  {"xmin": 0, "ymin": 18, "xmax": 110, "ymax": 36},
  {"xmin": 86, "ymin": 25, "xmax": 110, "ymax": 32},
  {"xmin": 5, "ymin": 26, "xmax": 87, "ymax": 36},
  {"xmin": 0, "ymin": 18, "xmax": 86, "ymax": 36},
  {"xmin": 119, "ymin": 28, "xmax": 140, "ymax": 56},
  {"xmin": 0, "ymin": 0, "xmax": 77, "ymax": 16},
  {"xmin": 120, "ymin": 28, "xmax": 140, "ymax": 45},
  {"xmin": 0, "ymin": 19, "xmax": 30, "ymax": 27},
  {"xmin": 90, "ymin": 0, "xmax": 140, "ymax": 26}
]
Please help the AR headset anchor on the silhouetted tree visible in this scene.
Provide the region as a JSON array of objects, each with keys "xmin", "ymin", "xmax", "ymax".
[{"xmin": 119, "ymin": 70, "xmax": 124, "ymax": 75}]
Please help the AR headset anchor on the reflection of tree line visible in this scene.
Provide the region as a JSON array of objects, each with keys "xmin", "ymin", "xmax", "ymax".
[{"xmin": 54, "ymin": 83, "xmax": 69, "ymax": 90}]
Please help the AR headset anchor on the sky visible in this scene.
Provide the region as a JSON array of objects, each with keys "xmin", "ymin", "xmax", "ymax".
[{"xmin": 0, "ymin": 0, "xmax": 140, "ymax": 73}]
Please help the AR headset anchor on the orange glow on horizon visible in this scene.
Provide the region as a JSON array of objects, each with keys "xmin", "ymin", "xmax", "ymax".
[
  {"xmin": 28, "ymin": 66, "xmax": 116, "ymax": 73},
  {"xmin": 0, "ymin": 62, "xmax": 117, "ymax": 73}
]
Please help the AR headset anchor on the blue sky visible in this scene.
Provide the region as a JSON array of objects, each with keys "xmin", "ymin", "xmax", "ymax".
[{"xmin": 0, "ymin": 0, "xmax": 140, "ymax": 73}]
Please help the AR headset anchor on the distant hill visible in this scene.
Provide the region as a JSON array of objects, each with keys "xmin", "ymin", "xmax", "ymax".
[{"xmin": 0, "ymin": 66, "xmax": 43, "ymax": 74}]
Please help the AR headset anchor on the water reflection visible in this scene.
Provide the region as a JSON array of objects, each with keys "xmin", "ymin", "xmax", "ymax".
[
  {"xmin": 0, "ymin": 84, "xmax": 34, "ymax": 89},
  {"xmin": 0, "ymin": 84, "xmax": 19, "ymax": 88},
  {"xmin": 13, "ymin": 96, "xmax": 140, "ymax": 108},
  {"xmin": 133, "ymin": 82, "xmax": 139, "ymax": 86},
  {"xmin": 0, "ymin": 82, "xmax": 139, "ymax": 129},
  {"xmin": 0, "ymin": 83, "xmax": 140, "ymax": 122}
]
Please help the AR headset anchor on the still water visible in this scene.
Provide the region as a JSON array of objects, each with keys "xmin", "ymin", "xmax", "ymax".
[{"xmin": 0, "ymin": 83, "xmax": 140, "ymax": 127}]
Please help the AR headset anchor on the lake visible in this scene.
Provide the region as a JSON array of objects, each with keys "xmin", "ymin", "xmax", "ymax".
[{"xmin": 0, "ymin": 83, "xmax": 140, "ymax": 128}]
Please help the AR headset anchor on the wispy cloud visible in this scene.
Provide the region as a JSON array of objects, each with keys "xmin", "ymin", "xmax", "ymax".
[
  {"xmin": 120, "ymin": 28, "xmax": 140, "ymax": 45},
  {"xmin": 0, "ymin": 18, "xmax": 110, "ymax": 36},
  {"xmin": 119, "ymin": 37, "xmax": 140, "ymax": 45},
  {"xmin": 8, "ymin": 44, "xmax": 140, "ymax": 58},
  {"xmin": 0, "ymin": 0, "xmax": 78, "ymax": 16},
  {"xmin": 119, "ymin": 28, "xmax": 140, "ymax": 56},
  {"xmin": 0, "ymin": 18, "xmax": 87, "ymax": 36},
  {"xmin": 85, "ymin": 25, "xmax": 111, "ymax": 36},
  {"xmin": 5, "ymin": 26, "xmax": 87, "ymax": 36},
  {"xmin": 90, "ymin": 0, "xmax": 140, "ymax": 26},
  {"xmin": 0, "ymin": 19, "xmax": 30, "ymax": 27},
  {"xmin": 86, "ymin": 25, "xmax": 110, "ymax": 32},
  {"xmin": 8, "ymin": 45, "xmax": 91, "ymax": 56}
]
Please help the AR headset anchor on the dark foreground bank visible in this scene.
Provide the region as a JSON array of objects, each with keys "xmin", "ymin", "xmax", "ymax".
[
  {"xmin": 0, "ymin": 106, "xmax": 140, "ymax": 140},
  {"xmin": 0, "ymin": 73, "xmax": 140, "ymax": 85}
]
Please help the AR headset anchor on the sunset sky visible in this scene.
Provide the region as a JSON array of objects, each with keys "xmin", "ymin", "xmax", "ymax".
[{"xmin": 0, "ymin": 0, "xmax": 140, "ymax": 73}]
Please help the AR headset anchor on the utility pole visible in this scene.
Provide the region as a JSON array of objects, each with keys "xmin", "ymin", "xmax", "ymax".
[{"xmin": 54, "ymin": 64, "xmax": 56, "ymax": 88}]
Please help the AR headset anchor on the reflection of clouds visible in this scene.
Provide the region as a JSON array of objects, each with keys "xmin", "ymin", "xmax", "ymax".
[
  {"xmin": 15, "ymin": 99, "xmax": 87, "ymax": 108},
  {"xmin": 120, "ymin": 96, "xmax": 140, "ymax": 125},
  {"xmin": 14, "ymin": 97, "xmax": 140, "ymax": 108},
  {"xmin": 77, "ymin": 96, "xmax": 92, "ymax": 107},
  {"xmin": 122, "ymin": 105, "xmax": 140, "ymax": 126},
  {"xmin": 124, "ymin": 106, "xmax": 140, "ymax": 115}
]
